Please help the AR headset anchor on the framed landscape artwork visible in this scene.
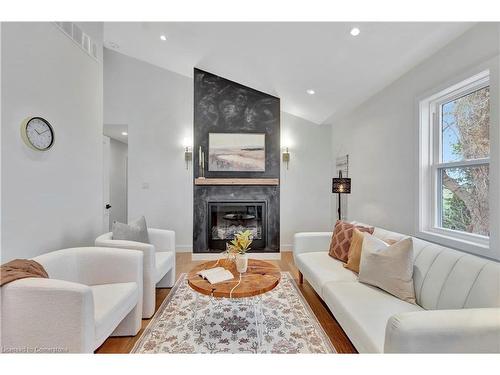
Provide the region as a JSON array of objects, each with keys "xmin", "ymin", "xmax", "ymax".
[{"xmin": 208, "ymin": 133, "xmax": 265, "ymax": 172}]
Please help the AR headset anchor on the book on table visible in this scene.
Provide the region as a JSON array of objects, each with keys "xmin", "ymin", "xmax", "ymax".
[{"xmin": 197, "ymin": 267, "xmax": 234, "ymax": 284}]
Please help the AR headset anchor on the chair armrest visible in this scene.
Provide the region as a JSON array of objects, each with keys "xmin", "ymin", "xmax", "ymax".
[
  {"xmin": 148, "ymin": 228, "xmax": 175, "ymax": 252},
  {"xmin": 95, "ymin": 231, "xmax": 113, "ymax": 242},
  {"xmin": 95, "ymin": 232, "xmax": 154, "ymax": 253},
  {"xmin": 384, "ymin": 308, "xmax": 500, "ymax": 353},
  {"xmin": 1, "ymin": 278, "xmax": 95, "ymax": 353},
  {"xmin": 95, "ymin": 235, "xmax": 155, "ymax": 268},
  {"xmin": 293, "ymin": 232, "xmax": 332, "ymax": 256},
  {"xmin": 73, "ymin": 247, "xmax": 144, "ymax": 286}
]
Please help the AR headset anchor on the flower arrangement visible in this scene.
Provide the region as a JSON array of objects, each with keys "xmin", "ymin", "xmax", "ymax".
[{"xmin": 226, "ymin": 230, "xmax": 253, "ymax": 255}]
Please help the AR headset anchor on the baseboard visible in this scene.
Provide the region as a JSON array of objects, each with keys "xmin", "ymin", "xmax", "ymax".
[
  {"xmin": 192, "ymin": 252, "xmax": 282, "ymax": 261},
  {"xmin": 176, "ymin": 245, "xmax": 193, "ymax": 253},
  {"xmin": 179, "ymin": 246, "xmax": 292, "ymax": 255}
]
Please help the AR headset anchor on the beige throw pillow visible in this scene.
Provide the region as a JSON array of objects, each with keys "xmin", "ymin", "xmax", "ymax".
[
  {"xmin": 343, "ymin": 228, "xmax": 364, "ymax": 273},
  {"xmin": 358, "ymin": 233, "xmax": 416, "ymax": 304}
]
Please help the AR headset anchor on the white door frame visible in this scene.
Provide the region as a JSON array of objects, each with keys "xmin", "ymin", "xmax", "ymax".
[{"xmin": 103, "ymin": 135, "xmax": 111, "ymax": 232}]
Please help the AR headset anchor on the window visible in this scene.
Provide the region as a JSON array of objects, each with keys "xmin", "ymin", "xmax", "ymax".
[{"xmin": 419, "ymin": 71, "xmax": 490, "ymax": 251}]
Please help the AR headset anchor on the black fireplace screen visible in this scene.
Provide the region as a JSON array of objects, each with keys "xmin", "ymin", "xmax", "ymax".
[{"xmin": 208, "ymin": 201, "xmax": 266, "ymax": 251}]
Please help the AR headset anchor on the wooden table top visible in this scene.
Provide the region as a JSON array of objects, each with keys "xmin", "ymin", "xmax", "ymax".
[{"xmin": 187, "ymin": 258, "xmax": 281, "ymax": 298}]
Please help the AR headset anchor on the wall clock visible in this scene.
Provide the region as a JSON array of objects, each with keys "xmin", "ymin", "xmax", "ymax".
[{"xmin": 20, "ymin": 116, "xmax": 55, "ymax": 151}]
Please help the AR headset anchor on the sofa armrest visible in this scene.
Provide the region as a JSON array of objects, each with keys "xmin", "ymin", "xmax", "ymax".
[
  {"xmin": 384, "ymin": 308, "xmax": 500, "ymax": 353},
  {"xmin": 293, "ymin": 232, "xmax": 332, "ymax": 257},
  {"xmin": 1, "ymin": 278, "xmax": 95, "ymax": 353},
  {"xmin": 148, "ymin": 228, "xmax": 175, "ymax": 252}
]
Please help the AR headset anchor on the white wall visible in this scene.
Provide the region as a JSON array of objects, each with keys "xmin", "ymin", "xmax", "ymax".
[
  {"xmin": 109, "ymin": 138, "xmax": 128, "ymax": 225},
  {"xmin": 104, "ymin": 48, "xmax": 194, "ymax": 250},
  {"xmin": 329, "ymin": 23, "xmax": 500, "ymax": 259},
  {"xmin": 280, "ymin": 113, "xmax": 332, "ymax": 248},
  {"xmin": 1, "ymin": 22, "xmax": 103, "ymax": 262},
  {"xmin": 104, "ymin": 49, "xmax": 334, "ymax": 250}
]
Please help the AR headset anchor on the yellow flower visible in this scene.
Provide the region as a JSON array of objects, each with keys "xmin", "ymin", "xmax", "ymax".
[{"xmin": 228, "ymin": 230, "xmax": 253, "ymax": 254}]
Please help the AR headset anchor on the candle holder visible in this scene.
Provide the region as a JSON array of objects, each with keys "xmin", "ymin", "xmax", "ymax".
[{"xmin": 198, "ymin": 146, "xmax": 205, "ymax": 178}]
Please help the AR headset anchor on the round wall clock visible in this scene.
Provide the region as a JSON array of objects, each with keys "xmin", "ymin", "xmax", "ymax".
[{"xmin": 20, "ymin": 116, "xmax": 55, "ymax": 151}]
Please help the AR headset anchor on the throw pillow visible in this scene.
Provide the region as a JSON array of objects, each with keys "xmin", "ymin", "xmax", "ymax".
[
  {"xmin": 329, "ymin": 220, "xmax": 374, "ymax": 262},
  {"xmin": 343, "ymin": 228, "xmax": 364, "ymax": 273},
  {"xmin": 358, "ymin": 233, "xmax": 416, "ymax": 304},
  {"xmin": 112, "ymin": 216, "xmax": 150, "ymax": 244}
]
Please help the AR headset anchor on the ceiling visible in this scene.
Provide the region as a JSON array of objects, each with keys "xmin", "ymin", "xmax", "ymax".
[
  {"xmin": 104, "ymin": 124, "xmax": 128, "ymax": 144},
  {"xmin": 104, "ymin": 22, "xmax": 473, "ymax": 124}
]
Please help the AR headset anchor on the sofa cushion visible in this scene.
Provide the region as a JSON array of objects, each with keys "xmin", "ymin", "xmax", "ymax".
[
  {"xmin": 295, "ymin": 252, "xmax": 357, "ymax": 298},
  {"xmin": 371, "ymin": 227, "xmax": 500, "ymax": 309},
  {"xmin": 91, "ymin": 282, "xmax": 139, "ymax": 347},
  {"xmin": 155, "ymin": 252, "xmax": 175, "ymax": 283},
  {"xmin": 322, "ymin": 281, "xmax": 423, "ymax": 353}
]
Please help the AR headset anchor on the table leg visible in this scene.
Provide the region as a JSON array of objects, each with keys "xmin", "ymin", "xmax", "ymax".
[
  {"xmin": 191, "ymin": 290, "xmax": 200, "ymax": 335},
  {"xmin": 252, "ymin": 295, "xmax": 265, "ymax": 353}
]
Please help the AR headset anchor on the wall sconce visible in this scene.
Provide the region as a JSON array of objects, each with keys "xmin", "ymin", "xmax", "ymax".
[
  {"xmin": 182, "ymin": 137, "xmax": 193, "ymax": 170},
  {"xmin": 282, "ymin": 147, "xmax": 290, "ymax": 169},
  {"xmin": 184, "ymin": 146, "xmax": 193, "ymax": 170}
]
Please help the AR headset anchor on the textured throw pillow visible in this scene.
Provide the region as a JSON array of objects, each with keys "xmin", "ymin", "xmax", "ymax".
[
  {"xmin": 112, "ymin": 216, "xmax": 150, "ymax": 244},
  {"xmin": 358, "ymin": 233, "xmax": 416, "ymax": 304},
  {"xmin": 329, "ymin": 220, "xmax": 374, "ymax": 262}
]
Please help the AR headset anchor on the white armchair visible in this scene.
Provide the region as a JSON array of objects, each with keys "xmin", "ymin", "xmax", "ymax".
[
  {"xmin": 95, "ymin": 228, "xmax": 176, "ymax": 318},
  {"xmin": 0, "ymin": 247, "xmax": 143, "ymax": 353}
]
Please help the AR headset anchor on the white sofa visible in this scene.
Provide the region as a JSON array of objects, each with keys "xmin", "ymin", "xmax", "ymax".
[
  {"xmin": 1, "ymin": 247, "xmax": 143, "ymax": 353},
  {"xmin": 95, "ymin": 228, "xmax": 176, "ymax": 318},
  {"xmin": 293, "ymin": 225, "xmax": 500, "ymax": 353}
]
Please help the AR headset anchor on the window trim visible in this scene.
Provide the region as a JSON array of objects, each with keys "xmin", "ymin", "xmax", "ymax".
[{"xmin": 418, "ymin": 70, "xmax": 490, "ymax": 252}]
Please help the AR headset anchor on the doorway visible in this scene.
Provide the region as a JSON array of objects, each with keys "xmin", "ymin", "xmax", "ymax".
[{"xmin": 103, "ymin": 124, "xmax": 128, "ymax": 231}]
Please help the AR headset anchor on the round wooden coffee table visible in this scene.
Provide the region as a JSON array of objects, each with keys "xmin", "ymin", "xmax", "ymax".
[{"xmin": 187, "ymin": 258, "xmax": 281, "ymax": 298}]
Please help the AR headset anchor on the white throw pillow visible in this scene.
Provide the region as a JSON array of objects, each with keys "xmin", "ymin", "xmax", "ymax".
[{"xmin": 358, "ymin": 233, "xmax": 416, "ymax": 304}]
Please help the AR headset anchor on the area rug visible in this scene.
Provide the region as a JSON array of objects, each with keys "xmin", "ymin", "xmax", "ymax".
[{"xmin": 132, "ymin": 272, "xmax": 335, "ymax": 353}]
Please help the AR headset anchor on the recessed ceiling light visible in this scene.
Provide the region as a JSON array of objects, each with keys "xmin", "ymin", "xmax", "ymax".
[
  {"xmin": 306, "ymin": 89, "xmax": 315, "ymax": 95},
  {"xmin": 160, "ymin": 35, "xmax": 167, "ymax": 41},
  {"xmin": 121, "ymin": 132, "xmax": 128, "ymax": 136},
  {"xmin": 350, "ymin": 27, "xmax": 360, "ymax": 36}
]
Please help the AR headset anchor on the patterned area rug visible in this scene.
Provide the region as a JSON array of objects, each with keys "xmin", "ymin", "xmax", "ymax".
[{"xmin": 132, "ymin": 272, "xmax": 335, "ymax": 353}]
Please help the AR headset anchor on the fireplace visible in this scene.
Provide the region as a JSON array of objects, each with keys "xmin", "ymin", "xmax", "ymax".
[
  {"xmin": 208, "ymin": 201, "xmax": 267, "ymax": 251},
  {"xmin": 193, "ymin": 69, "xmax": 280, "ymax": 255}
]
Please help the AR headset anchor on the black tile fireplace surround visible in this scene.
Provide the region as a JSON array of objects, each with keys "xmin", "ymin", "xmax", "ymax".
[
  {"xmin": 192, "ymin": 69, "xmax": 280, "ymax": 254},
  {"xmin": 193, "ymin": 185, "xmax": 279, "ymax": 253}
]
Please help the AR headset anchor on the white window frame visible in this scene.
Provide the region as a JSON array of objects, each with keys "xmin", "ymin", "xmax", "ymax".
[{"xmin": 418, "ymin": 70, "xmax": 490, "ymax": 252}]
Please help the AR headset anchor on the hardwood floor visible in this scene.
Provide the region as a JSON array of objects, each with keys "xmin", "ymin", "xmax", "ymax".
[{"xmin": 95, "ymin": 252, "xmax": 357, "ymax": 354}]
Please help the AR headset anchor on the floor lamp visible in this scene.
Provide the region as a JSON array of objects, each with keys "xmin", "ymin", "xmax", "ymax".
[{"xmin": 332, "ymin": 171, "xmax": 351, "ymax": 220}]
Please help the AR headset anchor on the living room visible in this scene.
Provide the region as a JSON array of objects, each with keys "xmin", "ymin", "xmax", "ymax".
[{"xmin": 1, "ymin": 0, "xmax": 499, "ymax": 373}]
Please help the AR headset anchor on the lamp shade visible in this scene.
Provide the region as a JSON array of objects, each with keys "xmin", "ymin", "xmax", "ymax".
[{"xmin": 332, "ymin": 171, "xmax": 351, "ymax": 194}]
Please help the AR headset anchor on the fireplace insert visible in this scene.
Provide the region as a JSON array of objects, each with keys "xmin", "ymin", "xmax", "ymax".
[{"xmin": 207, "ymin": 201, "xmax": 267, "ymax": 251}]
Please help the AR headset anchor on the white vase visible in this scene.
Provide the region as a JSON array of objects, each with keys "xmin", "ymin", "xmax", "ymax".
[{"xmin": 235, "ymin": 253, "xmax": 248, "ymax": 273}]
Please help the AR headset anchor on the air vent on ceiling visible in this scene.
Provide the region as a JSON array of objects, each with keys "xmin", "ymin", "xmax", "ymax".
[{"xmin": 54, "ymin": 22, "xmax": 99, "ymax": 60}]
